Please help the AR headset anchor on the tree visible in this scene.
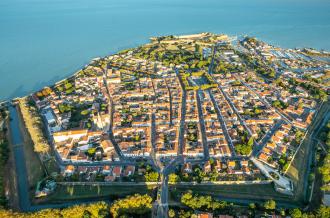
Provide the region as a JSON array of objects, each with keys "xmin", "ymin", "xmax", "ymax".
[
  {"xmin": 169, "ymin": 173, "xmax": 180, "ymax": 184},
  {"xmin": 87, "ymin": 148, "xmax": 96, "ymax": 157},
  {"xmin": 110, "ymin": 194, "xmax": 152, "ymax": 218},
  {"xmin": 263, "ymin": 199, "xmax": 276, "ymax": 210},
  {"xmin": 316, "ymin": 205, "xmax": 330, "ymax": 218},
  {"xmin": 269, "ymin": 71, "xmax": 276, "ymax": 78},
  {"xmin": 235, "ymin": 143, "xmax": 252, "ymax": 155},
  {"xmin": 247, "ymin": 137, "xmax": 254, "ymax": 147},
  {"xmin": 194, "ymin": 44, "xmax": 200, "ymax": 53},
  {"xmin": 81, "ymin": 110, "xmax": 90, "ymax": 116},
  {"xmin": 144, "ymin": 171, "xmax": 159, "ymax": 182},
  {"xmin": 168, "ymin": 209, "xmax": 176, "ymax": 218},
  {"xmin": 295, "ymin": 130, "xmax": 305, "ymax": 144},
  {"xmin": 249, "ymin": 203, "xmax": 256, "ymax": 210},
  {"xmin": 181, "ymin": 191, "xmax": 227, "ymax": 211},
  {"xmin": 19, "ymin": 97, "xmax": 50, "ymax": 153},
  {"xmin": 290, "ymin": 208, "xmax": 302, "ymax": 218}
]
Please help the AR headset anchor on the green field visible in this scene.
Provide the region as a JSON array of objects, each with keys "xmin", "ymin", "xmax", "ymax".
[
  {"xmin": 170, "ymin": 183, "xmax": 292, "ymax": 203},
  {"xmin": 46, "ymin": 184, "xmax": 157, "ymax": 202}
]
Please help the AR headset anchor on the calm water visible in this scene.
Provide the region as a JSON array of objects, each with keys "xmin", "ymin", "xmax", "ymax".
[{"xmin": 1, "ymin": 0, "xmax": 330, "ymax": 100}]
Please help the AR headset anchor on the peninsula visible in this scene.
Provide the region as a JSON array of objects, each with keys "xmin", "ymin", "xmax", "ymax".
[{"xmin": 1, "ymin": 33, "xmax": 330, "ymax": 218}]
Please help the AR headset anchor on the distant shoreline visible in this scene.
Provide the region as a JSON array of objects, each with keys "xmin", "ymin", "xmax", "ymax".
[{"xmin": 1, "ymin": 33, "xmax": 329, "ymax": 103}]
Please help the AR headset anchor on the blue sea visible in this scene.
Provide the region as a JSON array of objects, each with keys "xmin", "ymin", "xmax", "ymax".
[{"xmin": 1, "ymin": 0, "xmax": 330, "ymax": 100}]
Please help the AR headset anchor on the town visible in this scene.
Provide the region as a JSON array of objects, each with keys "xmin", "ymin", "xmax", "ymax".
[{"xmin": 6, "ymin": 33, "xmax": 330, "ymax": 217}]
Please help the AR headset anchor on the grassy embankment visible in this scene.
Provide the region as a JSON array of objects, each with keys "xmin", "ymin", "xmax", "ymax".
[
  {"xmin": 14, "ymin": 97, "xmax": 58, "ymax": 204},
  {"xmin": 170, "ymin": 183, "xmax": 293, "ymax": 206},
  {"xmin": 46, "ymin": 184, "xmax": 156, "ymax": 203},
  {"xmin": 16, "ymin": 99, "xmax": 49, "ymax": 198}
]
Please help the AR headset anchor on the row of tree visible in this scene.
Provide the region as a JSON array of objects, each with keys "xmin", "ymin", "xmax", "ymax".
[
  {"xmin": 0, "ymin": 194, "xmax": 153, "ymax": 218},
  {"xmin": 289, "ymin": 78, "xmax": 328, "ymax": 101},
  {"xmin": 181, "ymin": 191, "xmax": 227, "ymax": 211},
  {"xmin": 179, "ymin": 191, "xmax": 330, "ymax": 218},
  {"xmin": 318, "ymin": 120, "xmax": 330, "ymax": 192},
  {"xmin": 0, "ymin": 202, "xmax": 109, "ymax": 218},
  {"xmin": 0, "ymin": 107, "xmax": 9, "ymax": 208},
  {"xmin": 110, "ymin": 194, "xmax": 152, "ymax": 217},
  {"xmin": 0, "ymin": 140, "xmax": 9, "ymax": 208},
  {"xmin": 19, "ymin": 98, "xmax": 49, "ymax": 153}
]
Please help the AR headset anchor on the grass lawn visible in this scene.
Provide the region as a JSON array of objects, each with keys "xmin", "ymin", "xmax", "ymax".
[
  {"xmin": 165, "ymin": 44, "xmax": 179, "ymax": 51},
  {"xmin": 46, "ymin": 184, "xmax": 156, "ymax": 203},
  {"xmin": 44, "ymin": 157, "xmax": 60, "ymax": 175},
  {"xmin": 170, "ymin": 183, "xmax": 292, "ymax": 202},
  {"xmin": 17, "ymin": 106, "xmax": 46, "ymax": 193},
  {"xmin": 285, "ymin": 134, "xmax": 311, "ymax": 203}
]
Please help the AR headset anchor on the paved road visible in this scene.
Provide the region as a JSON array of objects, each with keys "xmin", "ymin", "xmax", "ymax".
[
  {"xmin": 102, "ymin": 76, "xmax": 125, "ymax": 160},
  {"xmin": 250, "ymin": 157, "xmax": 292, "ymax": 193},
  {"xmin": 151, "ymin": 68, "xmax": 187, "ymax": 217},
  {"xmin": 196, "ymin": 90, "xmax": 210, "ymax": 160},
  {"xmin": 252, "ymin": 120, "xmax": 284, "ymax": 157},
  {"xmin": 208, "ymin": 90, "xmax": 236, "ymax": 156},
  {"xmin": 165, "ymin": 79, "xmax": 174, "ymax": 126},
  {"xmin": 9, "ymin": 105, "xmax": 31, "ymax": 211},
  {"xmin": 151, "ymin": 111, "xmax": 162, "ymax": 172},
  {"xmin": 175, "ymin": 68, "xmax": 187, "ymax": 156},
  {"xmin": 156, "ymin": 174, "xmax": 169, "ymax": 218},
  {"xmin": 154, "ymin": 152, "xmax": 184, "ymax": 218}
]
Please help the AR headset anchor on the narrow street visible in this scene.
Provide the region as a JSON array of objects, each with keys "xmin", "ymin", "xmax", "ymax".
[
  {"xmin": 175, "ymin": 68, "xmax": 187, "ymax": 156},
  {"xmin": 156, "ymin": 174, "xmax": 169, "ymax": 218},
  {"xmin": 103, "ymin": 76, "xmax": 124, "ymax": 160},
  {"xmin": 196, "ymin": 90, "xmax": 210, "ymax": 160},
  {"xmin": 251, "ymin": 120, "xmax": 284, "ymax": 157},
  {"xmin": 208, "ymin": 90, "xmax": 236, "ymax": 156}
]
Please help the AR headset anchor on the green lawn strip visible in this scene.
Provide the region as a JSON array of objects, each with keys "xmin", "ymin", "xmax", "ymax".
[
  {"xmin": 170, "ymin": 183, "xmax": 292, "ymax": 202},
  {"xmin": 46, "ymin": 184, "xmax": 156, "ymax": 202}
]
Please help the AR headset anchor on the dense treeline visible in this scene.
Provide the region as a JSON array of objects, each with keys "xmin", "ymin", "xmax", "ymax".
[
  {"xmin": 318, "ymin": 120, "xmax": 330, "ymax": 192},
  {"xmin": 0, "ymin": 107, "xmax": 9, "ymax": 208},
  {"xmin": 178, "ymin": 191, "xmax": 330, "ymax": 218},
  {"xmin": 0, "ymin": 194, "xmax": 153, "ymax": 218},
  {"xmin": 0, "ymin": 140, "xmax": 9, "ymax": 208},
  {"xmin": 110, "ymin": 194, "xmax": 152, "ymax": 218},
  {"xmin": 289, "ymin": 206, "xmax": 330, "ymax": 218},
  {"xmin": 181, "ymin": 191, "xmax": 227, "ymax": 211},
  {"xmin": 0, "ymin": 202, "xmax": 109, "ymax": 218}
]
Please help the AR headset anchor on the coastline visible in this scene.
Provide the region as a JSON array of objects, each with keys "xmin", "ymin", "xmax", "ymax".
[
  {"xmin": 1, "ymin": 32, "xmax": 330, "ymax": 102},
  {"xmin": 3, "ymin": 33, "xmax": 330, "ymax": 215}
]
